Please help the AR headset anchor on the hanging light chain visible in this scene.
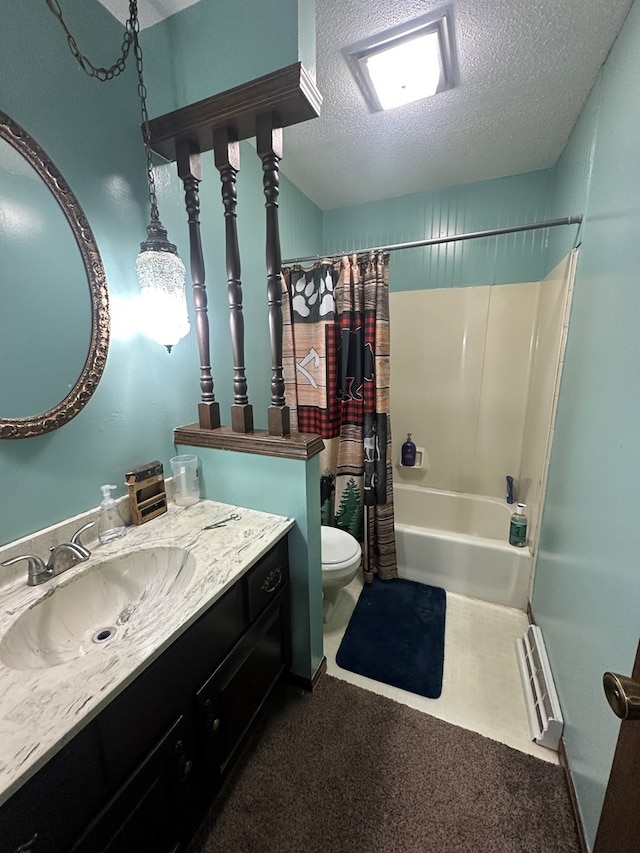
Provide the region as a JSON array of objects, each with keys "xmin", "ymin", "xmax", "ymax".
[
  {"xmin": 45, "ymin": 0, "xmax": 158, "ymax": 221},
  {"xmin": 132, "ymin": 26, "xmax": 159, "ymax": 222},
  {"xmin": 45, "ymin": 0, "xmax": 138, "ymax": 81}
]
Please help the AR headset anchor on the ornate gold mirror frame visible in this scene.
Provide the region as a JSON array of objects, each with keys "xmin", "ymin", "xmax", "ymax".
[{"xmin": 0, "ymin": 111, "xmax": 110, "ymax": 439}]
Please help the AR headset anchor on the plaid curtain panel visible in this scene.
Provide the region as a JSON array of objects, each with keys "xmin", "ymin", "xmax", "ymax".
[{"xmin": 282, "ymin": 253, "xmax": 397, "ymax": 582}]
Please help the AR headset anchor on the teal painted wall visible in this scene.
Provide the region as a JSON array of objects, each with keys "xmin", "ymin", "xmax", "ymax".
[
  {"xmin": 145, "ymin": 0, "xmax": 312, "ymax": 114},
  {"xmin": 0, "ymin": 0, "xmax": 321, "ymax": 547},
  {"xmin": 177, "ymin": 444, "xmax": 324, "ymax": 681},
  {"xmin": 546, "ymin": 79, "xmax": 602, "ymax": 273},
  {"xmin": 532, "ymin": 2, "xmax": 640, "ymax": 846},
  {"xmin": 0, "ymin": 0, "xmax": 196, "ymax": 546},
  {"xmin": 321, "ymin": 171, "xmax": 555, "ymax": 290}
]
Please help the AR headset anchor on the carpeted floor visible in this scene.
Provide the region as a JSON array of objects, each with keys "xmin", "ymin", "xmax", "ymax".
[{"xmin": 190, "ymin": 675, "xmax": 580, "ymax": 853}]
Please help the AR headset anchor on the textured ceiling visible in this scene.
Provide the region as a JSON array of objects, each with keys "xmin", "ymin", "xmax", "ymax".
[
  {"xmin": 98, "ymin": 0, "xmax": 633, "ymax": 210},
  {"xmin": 97, "ymin": 0, "xmax": 199, "ymax": 29}
]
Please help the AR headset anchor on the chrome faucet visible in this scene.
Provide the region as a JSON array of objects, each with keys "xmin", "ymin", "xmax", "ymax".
[{"xmin": 1, "ymin": 521, "xmax": 94, "ymax": 586}]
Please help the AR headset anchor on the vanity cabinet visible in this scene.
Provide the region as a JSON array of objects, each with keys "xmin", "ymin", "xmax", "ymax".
[
  {"xmin": 197, "ymin": 584, "xmax": 290, "ymax": 785},
  {"xmin": 70, "ymin": 714, "xmax": 200, "ymax": 853},
  {"xmin": 0, "ymin": 723, "xmax": 104, "ymax": 853},
  {"xmin": 0, "ymin": 538, "xmax": 290, "ymax": 853}
]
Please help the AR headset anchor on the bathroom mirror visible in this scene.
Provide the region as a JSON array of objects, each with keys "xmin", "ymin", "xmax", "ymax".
[{"xmin": 0, "ymin": 110, "xmax": 109, "ymax": 439}]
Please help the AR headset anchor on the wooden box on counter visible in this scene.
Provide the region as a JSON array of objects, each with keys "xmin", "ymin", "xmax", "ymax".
[{"xmin": 125, "ymin": 461, "xmax": 167, "ymax": 525}]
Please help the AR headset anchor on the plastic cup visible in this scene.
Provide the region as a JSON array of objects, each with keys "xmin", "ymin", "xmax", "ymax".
[{"xmin": 170, "ymin": 455, "xmax": 200, "ymax": 507}]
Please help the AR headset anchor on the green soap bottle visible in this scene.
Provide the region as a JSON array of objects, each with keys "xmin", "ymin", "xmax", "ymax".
[{"xmin": 509, "ymin": 503, "xmax": 528, "ymax": 548}]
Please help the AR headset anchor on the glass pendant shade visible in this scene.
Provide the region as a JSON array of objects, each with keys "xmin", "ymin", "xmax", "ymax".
[{"xmin": 135, "ymin": 219, "xmax": 190, "ymax": 352}]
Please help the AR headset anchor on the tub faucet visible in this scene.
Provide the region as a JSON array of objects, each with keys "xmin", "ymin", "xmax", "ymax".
[
  {"xmin": 506, "ymin": 475, "xmax": 515, "ymax": 505},
  {"xmin": 1, "ymin": 521, "xmax": 94, "ymax": 586}
]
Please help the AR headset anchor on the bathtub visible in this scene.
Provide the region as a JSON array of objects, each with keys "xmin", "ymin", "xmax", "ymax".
[{"xmin": 393, "ymin": 484, "xmax": 533, "ymax": 610}]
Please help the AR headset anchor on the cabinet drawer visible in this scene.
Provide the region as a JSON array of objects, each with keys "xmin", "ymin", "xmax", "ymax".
[{"xmin": 245, "ymin": 538, "xmax": 289, "ymax": 622}]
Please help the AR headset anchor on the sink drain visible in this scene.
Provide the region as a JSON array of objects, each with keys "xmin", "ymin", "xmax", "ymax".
[{"xmin": 92, "ymin": 627, "xmax": 116, "ymax": 644}]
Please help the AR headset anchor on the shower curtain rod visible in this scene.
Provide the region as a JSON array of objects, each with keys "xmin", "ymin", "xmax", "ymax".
[{"xmin": 281, "ymin": 215, "xmax": 583, "ymax": 266}]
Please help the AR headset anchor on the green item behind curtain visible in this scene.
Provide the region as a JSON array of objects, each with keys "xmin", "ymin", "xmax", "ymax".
[{"xmin": 282, "ymin": 253, "xmax": 397, "ymax": 582}]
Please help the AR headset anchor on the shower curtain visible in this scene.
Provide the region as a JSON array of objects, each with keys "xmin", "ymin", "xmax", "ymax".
[{"xmin": 282, "ymin": 252, "xmax": 397, "ymax": 582}]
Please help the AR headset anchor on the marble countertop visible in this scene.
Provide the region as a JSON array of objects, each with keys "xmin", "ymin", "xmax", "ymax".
[{"xmin": 0, "ymin": 500, "xmax": 294, "ymax": 807}]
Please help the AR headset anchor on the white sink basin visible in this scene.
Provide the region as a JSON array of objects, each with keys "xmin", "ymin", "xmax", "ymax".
[{"xmin": 0, "ymin": 547, "xmax": 196, "ymax": 671}]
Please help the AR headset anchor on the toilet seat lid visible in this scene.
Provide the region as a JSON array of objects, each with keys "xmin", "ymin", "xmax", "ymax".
[{"xmin": 321, "ymin": 526, "xmax": 361, "ymax": 567}]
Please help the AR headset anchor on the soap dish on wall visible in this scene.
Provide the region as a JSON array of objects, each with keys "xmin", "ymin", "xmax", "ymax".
[{"xmin": 398, "ymin": 447, "xmax": 427, "ymax": 470}]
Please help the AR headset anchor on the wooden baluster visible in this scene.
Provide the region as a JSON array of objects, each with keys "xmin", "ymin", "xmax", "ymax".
[
  {"xmin": 256, "ymin": 113, "xmax": 290, "ymax": 437},
  {"xmin": 176, "ymin": 140, "xmax": 220, "ymax": 430},
  {"xmin": 213, "ymin": 127, "xmax": 254, "ymax": 433}
]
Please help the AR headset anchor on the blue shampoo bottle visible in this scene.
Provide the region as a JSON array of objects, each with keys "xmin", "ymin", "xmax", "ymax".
[{"xmin": 401, "ymin": 433, "xmax": 417, "ymax": 466}]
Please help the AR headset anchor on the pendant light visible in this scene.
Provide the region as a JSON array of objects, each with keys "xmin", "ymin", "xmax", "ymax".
[
  {"xmin": 46, "ymin": 0, "xmax": 190, "ymax": 352},
  {"xmin": 132, "ymin": 18, "xmax": 190, "ymax": 352}
]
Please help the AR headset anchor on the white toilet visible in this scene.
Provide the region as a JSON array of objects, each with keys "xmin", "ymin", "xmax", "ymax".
[{"xmin": 321, "ymin": 526, "xmax": 362, "ymax": 623}]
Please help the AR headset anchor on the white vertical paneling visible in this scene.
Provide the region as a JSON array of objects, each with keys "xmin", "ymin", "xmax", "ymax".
[
  {"xmin": 390, "ymin": 287, "xmax": 489, "ymax": 491},
  {"xmin": 389, "ymin": 262, "xmax": 573, "ymax": 509},
  {"xmin": 473, "ymin": 283, "xmax": 539, "ymax": 497},
  {"xmin": 520, "ymin": 252, "xmax": 577, "ymax": 549}
]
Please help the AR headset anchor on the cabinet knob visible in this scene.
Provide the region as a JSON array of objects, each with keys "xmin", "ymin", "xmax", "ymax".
[
  {"xmin": 174, "ymin": 739, "xmax": 194, "ymax": 780},
  {"xmin": 261, "ymin": 567, "xmax": 282, "ymax": 594},
  {"xmin": 203, "ymin": 699, "xmax": 221, "ymax": 735}
]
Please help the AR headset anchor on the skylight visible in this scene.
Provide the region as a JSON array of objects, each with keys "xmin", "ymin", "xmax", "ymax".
[{"xmin": 344, "ymin": 8, "xmax": 458, "ymax": 113}]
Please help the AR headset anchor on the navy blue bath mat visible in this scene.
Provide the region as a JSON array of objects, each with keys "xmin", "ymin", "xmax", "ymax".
[{"xmin": 336, "ymin": 578, "xmax": 446, "ymax": 699}]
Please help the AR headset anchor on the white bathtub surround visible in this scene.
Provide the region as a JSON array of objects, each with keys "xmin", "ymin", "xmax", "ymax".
[
  {"xmin": 390, "ymin": 282, "xmax": 538, "ymax": 497},
  {"xmin": 389, "ymin": 252, "xmax": 576, "ymax": 557},
  {"xmin": 519, "ymin": 251, "xmax": 577, "ymax": 550},
  {"xmin": 0, "ymin": 501, "xmax": 294, "ymax": 806},
  {"xmin": 394, "ymin": 484, "xmax": 533, "ymax": 609}
]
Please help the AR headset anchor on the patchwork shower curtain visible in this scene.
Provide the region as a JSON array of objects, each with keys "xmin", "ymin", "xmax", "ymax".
[{"xmin": 282, "ymin": 252, "xmax": 397, "ymax": 582}]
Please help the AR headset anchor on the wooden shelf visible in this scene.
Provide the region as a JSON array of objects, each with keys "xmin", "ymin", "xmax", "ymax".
[
  {"xmin": 174, "ymin": 424, "xmax": 324, "ymax": 461},
  {"xmin": 147, "ymin": 62, "xmax": 322, "ymax": 162}
]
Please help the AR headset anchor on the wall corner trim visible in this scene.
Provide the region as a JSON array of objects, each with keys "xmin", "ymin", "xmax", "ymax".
[{"xmin": 558, "ymin": 738, "xmax": 589, "ymax": 853}]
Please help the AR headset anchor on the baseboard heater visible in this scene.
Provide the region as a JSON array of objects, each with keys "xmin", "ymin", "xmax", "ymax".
[{"xmin": 516, "ymin": 625, "xmax": 563, "ymax": 750}]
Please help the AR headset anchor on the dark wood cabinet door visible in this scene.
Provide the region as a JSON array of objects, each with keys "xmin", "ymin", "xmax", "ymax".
[
  {"xmin": 594, "ymin": 639, "xmax": 640, "ymax": 852},
  {"xmin": 0, "ymin": 723, "xmax": 103, "ymax": 853},
  {"xmin": 96, "ymin": 581, "xmax": 245, "ymax": 790},
  {"xmin": 70, "ymin": 715, "xmax": 201, "ymax": 853},
  {"xmin": 196, "ymin": 591, "xmax": 287, "ymax": 778},
  {"xmin": 195, "ymin": 690, "xmax": 225, "ymax": 794}
]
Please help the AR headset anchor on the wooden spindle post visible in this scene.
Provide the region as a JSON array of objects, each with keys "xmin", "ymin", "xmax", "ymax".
[
  {"xmin": 213, "ymin": 127, "xmax": 254, "ymax": 433},
  {"xmin": 176, "ymin": 140, "xmax": 220, "ymax": 430},
  {"xmin": 256, "ymin": 113, "xmax": 290, "ymax": 437}
]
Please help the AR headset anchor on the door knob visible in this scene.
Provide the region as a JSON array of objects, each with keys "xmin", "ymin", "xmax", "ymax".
[{"xmin": 603, "ymin": 671, "xmax": 640, "ymax": 720}]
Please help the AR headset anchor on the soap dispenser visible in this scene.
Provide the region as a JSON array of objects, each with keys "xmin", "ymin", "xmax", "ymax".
[
  {"xmin": 98, "ymin": 484, "xmax": 127, "ymax": 544},
  {"xmin": 401, "ymin": 433, "xmax": 417, "ymax": 466}
]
